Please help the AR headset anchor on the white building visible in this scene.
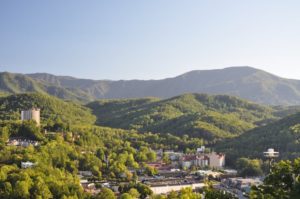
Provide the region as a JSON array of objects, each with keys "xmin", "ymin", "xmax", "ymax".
[
  {"xmin": 21, "ymin": 108, "xmax": 40, "ymax": 126},
  {"xmin": 180, "ymin": 155, "xmax": 210, "ymax": 169},
  {"xmin": 151, "ymin": 183, "xmax": 205, "ymax": 195},
  {"xmin": 207, "ymin": 152, "xmax": 225, "ymax": 168},
  {"xmin": 180, "ymin": 152, "xmax": 225, "ymax": 169},
  {"xmin": 197, "ymin": 146, "xmax": 206, "ymax": 153},
  {"xmin": 21, "ymin": 161, "xmax": 35, "ymax": 169},
  {"xmin": 195, "ymin": 170, "xmax": 223, "ymax": 178},
  {"xmin": 7, "ymin": 138, "xmax": 39, "ymax": 147}
]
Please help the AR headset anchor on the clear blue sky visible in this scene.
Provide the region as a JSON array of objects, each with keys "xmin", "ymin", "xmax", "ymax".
[{"xmin": 0, "ymin": 0, "xmax": 300, "ymax": 80}]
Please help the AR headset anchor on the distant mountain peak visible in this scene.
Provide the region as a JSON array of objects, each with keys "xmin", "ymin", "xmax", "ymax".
[{"xmin": 1, "ymin": 66, "xmax": 300, "ymax": 105}]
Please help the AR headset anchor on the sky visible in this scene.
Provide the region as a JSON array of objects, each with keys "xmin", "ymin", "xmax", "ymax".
[{"xmin": 0, "ymin": 0, "xmax": 300, "ymax": 80}]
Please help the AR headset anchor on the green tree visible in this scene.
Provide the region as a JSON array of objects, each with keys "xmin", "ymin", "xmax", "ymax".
[
  {"xmin": 236, "ymin": 158, "xmax": 263, "ymax": 177},
  {"xmin": 18, "ymin": 120, "xmax": 43, "ymax": 140},
  {"xmin": 147, "ymin": 151, "xmax": 157, "ymax": 162},
  {"xmin": 96, "ymin": 188, "xmax": 116, "ymax": 199},
  {"xmin": 120, "ymin": 193, "xmax": 134, "ymax": 199},
  {"xmin": 250, "ymin": 159, "xmax": 300, "ymax": 199},
  {"xmin": 31, "ymin": 176, "xmax": 52, "ymax": 199},
  {"xmin": 0, "ymin": 126, "xmax": 9, "ymax": 144},
  {"xmin": 178, "ymin": 187, "xmax": 202, "ymax": 199},
  {"xmin": 128, "ymin": 188, "xmax": 140, "ymax": 198},
  {"xmin": 145, "ymin": 165, "xmax": 158, "ymax": 176},
  {"xmin": 13, "ymin": 180, "xmax": 31, "ymax": 199},
  {"xmin": 162, "ymin": 153, "xmax": 171, "ymax": 164},
  {"xmin": 203, "ymin": 182, "xmax": 237, "ymax": 199},
  {"xmin": 135, "ymin": 183, "xmax": 153, "ymax": 199}
]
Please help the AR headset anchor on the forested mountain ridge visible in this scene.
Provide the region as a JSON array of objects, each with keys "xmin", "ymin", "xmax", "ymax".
[
  {"xmin": 0, "ymin": 72, "xmax": 93, "ymax": 102},
  {"xmin": 87, "ymin": 93, "xmax": 277, "ymax": 142},
  {"xmin": 2, "ymin": 66, "xmax": 300, "ymax": 104},
  {"xmin": 0, "ymin": 92, "xmax": 280, "ymax": 143},
  {"xmin": 26, "ymin": 67, "xmax": 300, "ymax": 105}
]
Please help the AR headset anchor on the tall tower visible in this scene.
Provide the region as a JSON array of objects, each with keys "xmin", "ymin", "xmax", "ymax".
[
  {"xmin": 264, "ymin": 148, "xmax": 279, "ymax": 172},
  {"xmin": 21, "ymin": 108, "xmax": 40, "ymax": 126}
]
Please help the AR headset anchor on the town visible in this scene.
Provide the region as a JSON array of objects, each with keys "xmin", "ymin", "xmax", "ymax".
[
  {"xmin": 7, "ymin": 107, "xmax": 276, "ymax": 199},
  {"xmin": 2, "ymin": 1, "xmax": 300, "ymax": 198}
]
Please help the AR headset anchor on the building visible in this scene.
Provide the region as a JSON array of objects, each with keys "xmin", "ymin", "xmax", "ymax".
[
  {"xmin": 21, "ymin": 161, "xmax": 35, "ymax": 169},
  {"xmin": 78, "ymin": 171, "xmax": 93, "ymax": 177},
  {"xmin": 195, "ymin": 170, "xmax": 223, "ymax": 178},
  {"xmin": 7, "ymin": 138, "xmax": 39, "ymax": 147},
  {"xmin": 207, "ymin": 152, "xmax": 225, "ymax": 168},
  {"xmin": 180, "ymin": 152, "xmax": 225, "ymax": 169},
  {"xmin": 150, "ymin": 183, "xmax": 205, "ymax": 195},
  {"xmin": 223, "ymin": 169, "xmax": 238, "ymax": 177},
  {"xmin": 21, "ymin": 108, "xmax": 40, "ymax": 126},
  {"xmin": 197, "ymin": 146, "xmax": 206, "ymax": 153},
  {"xmin": 180, "ymin": 155, "xmax": 210, "ymax": 169},
  {"xmin": 164, "ymin": 151, "xmax": 184, "ymax": 161},
  {"xmin": 221, "ymin": 177, "xmax": 263, "ymax": 194}
]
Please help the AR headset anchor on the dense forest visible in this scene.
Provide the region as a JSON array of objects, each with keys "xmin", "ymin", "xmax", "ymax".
[
  {"xmin": 0, "ymin": 93, "xmax": 96, "ymax": 126},
  {"xmin": 217, "ymin": 112, "xmax": 300, "ymax": 164},
  {"xmin": 87, "ymin": 93, "xmax": 277, "ymax": 142}
]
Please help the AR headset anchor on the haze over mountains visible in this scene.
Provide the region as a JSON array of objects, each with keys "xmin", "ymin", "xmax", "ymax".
[{"xmin": 1, "ymin": 66, "xmax": 300, "ymax": 105}]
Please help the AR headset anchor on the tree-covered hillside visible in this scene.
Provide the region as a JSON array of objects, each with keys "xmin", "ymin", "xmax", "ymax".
[
  {"xmin": 87, "ymin": 93, "xmax": 276, "ymax": 143},
  {"xmin": 0, "ymin": 93, "xmax": 96, "ymax": 126},
  {"xmin": 0, "ymin": 72, "xmax": 92, "ymax": 102},
  {"xmin": 0, "ymin": 72, "xmax": 45, "ymax": 94},
  {"xmin": 217, "ymin": 112, "xmax": 300, "ymax": 164}
]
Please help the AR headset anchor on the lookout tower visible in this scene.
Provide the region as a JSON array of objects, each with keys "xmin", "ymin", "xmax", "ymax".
[{"xmin": 264, "ymin": 148, "xmax": 279, "ymax": 172}]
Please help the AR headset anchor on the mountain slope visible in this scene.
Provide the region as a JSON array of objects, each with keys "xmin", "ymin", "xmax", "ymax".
[
  {"xmin": 0, "ymin": 72, "xmax": 45, "ymax": 94},
  {"xmin": 0, "ymin": 93, "xmax": 96, "ymax": 125},
  {"xmin": 216, "ymin": 112, "xmax": 300, "ymax": 164},
  {"xmin": 2, "ymin": 66, "xmax": 300, "ymax": 104},
  {"xmin": 0, "ymin": 72, "xmax": 93, "ymax": 102},
  {"xmin": 87, "ymin": 93, "xmax": 276, "ymax": 142},
  {"xmin": 25, "ymin": 67, "xmax": 300, "ymax": 105}
]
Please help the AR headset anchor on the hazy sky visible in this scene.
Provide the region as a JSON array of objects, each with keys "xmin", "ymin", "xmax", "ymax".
[{"xmin": 0, "ymin": 1, "xmax": 300, "ymax": 80}]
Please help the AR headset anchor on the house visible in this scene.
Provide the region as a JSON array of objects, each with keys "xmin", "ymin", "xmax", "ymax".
[{"xmin": 21, "ymin": 161, "xmax": 35, "ymax": 169}]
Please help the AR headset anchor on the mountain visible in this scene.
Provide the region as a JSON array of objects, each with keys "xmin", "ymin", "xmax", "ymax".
[
  {"xmin": 2, "ymin": 66, "xmax": 300, "ymax": 104},
  {"xmin": 0, "ymin": 72, "xmax": 94, "ymax": 102},
  {"xmin": 0, "ymin": 93, "xmax": 96, "ymax": 125},
  {"xmin": 87, "ymin": 93, "xmax": 276, "ymax": 142},
  {"xmin": 216, "ymin": 111, "xmax": 300, "ymax": 165}
]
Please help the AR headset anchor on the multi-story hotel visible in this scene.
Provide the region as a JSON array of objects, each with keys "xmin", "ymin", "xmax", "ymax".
[{"xmin": 21, "ymin": 108, "xmax": 40, "ymax": 126}]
